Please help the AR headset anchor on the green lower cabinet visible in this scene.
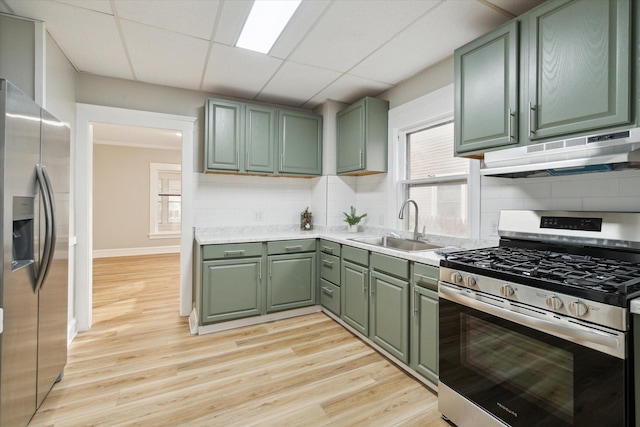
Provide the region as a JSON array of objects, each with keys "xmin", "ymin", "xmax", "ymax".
[
  {"xmin": 201, "ymin": 257, "xmax": 262, "ymax": 324},
  {"xmin": 410, "ymin": 263, "xmax": 439, "ymax": 384},
  {"xmin": 266, "ymin": 253, "xmax": 316, "ymax": 313},
  {"xmin": 320, "ymin": 279, "xmax": 340, "ymax": 316},
  {"xmin": 341, "ymin": 260, "xmax": 369, "ymax": 335},
  {"xmin": 370, "ymin": 270, "xmax": 409, "ymax": 363}
]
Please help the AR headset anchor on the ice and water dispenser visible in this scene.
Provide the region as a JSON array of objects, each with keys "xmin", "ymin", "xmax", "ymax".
[{"xmin": 12, "ymin": 196, "xmax": 34, "ymax": 271}]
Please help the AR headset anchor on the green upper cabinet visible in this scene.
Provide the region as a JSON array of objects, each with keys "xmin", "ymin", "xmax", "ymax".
[
  {"xmin": 278, "ymin": 110, "xmax": 323, "ymax": 176},
  {"xmin": 337, "ymin": 97, "xmax": 389, "ymax": 175},
  {"xmin": 205, "ymin": 99, "xmax": 242, "ymax": 171},
  {"xmin": 455, "ymin": 21, "xmax": 519, "ymax": 155},
  {"xmin": 454, "ymin": 0, "xmax": 633, "ymax": 157},
  {"xmin": 205, "ymin": 98, "xmax": 322, "ymax": 176},
  {"xmin": 245, "ymin": 104, "xmax": 276, "ymax": 174},
  {"xmin": 525, "ymin": 0, "xmax": 631, "ymax": 142}
]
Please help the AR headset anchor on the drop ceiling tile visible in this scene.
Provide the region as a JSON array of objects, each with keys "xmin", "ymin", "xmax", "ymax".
[
  {"xmin": 202, "ymin": 43, "xmax": 282, "ymax": 99},
  {"xmin": 289, "ymin": 0, "xmax": 438, "ymax": 72},
  {"xmin": 121, "ymin": 20, "xmax": 209, "ymax": 90},
  {"xmin": 114, "ymin": 0, "xmax": 219, "ymax": 40},
  {"xmin": 256, "ymin": 62, "xmax": 341, "ymax": 107},
  {"xmin": 55, "ymin": 0, "xmax": 112, "ymax": 15},
  {"xmin": 486, "ymin": 0, "xmax": 546, "ymax": 17},
  {"xmin": 351, "ymin": 1, "xmax": 511, "ymax": 84},
  {"xmin": 306, "ymin": 74, "xmax": 392, "ymax": 107},
  {"xmin": 7, "ymin": 0, "xmax": 133, "ymax": 79},
  {"xmin": 213, "ymin": 0, "xmax": 253, "ymax": 46},
  {"xmin": 269, "ymin": 0, "xmax": 331, "ymax": 60}
]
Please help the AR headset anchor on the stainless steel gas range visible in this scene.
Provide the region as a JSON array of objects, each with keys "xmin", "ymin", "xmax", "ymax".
[{"xmin": 438, "ymin": 210, "xmax": 640, "ymax": 427}]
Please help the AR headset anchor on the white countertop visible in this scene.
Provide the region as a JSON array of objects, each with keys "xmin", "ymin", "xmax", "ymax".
[{"xmin": 194, "ymin": 225, "xmax": 496, "ymax": 267}]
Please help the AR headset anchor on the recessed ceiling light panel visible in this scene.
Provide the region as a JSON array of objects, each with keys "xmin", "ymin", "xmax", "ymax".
[{"xmin": 236, "ymin": 0, "xmax": 301, "ymax": 54}]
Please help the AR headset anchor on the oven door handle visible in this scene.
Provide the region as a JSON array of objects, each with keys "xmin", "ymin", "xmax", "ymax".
[{"xmin": 439, "ymin": 284, "xmax": 625, "ymax": 359}]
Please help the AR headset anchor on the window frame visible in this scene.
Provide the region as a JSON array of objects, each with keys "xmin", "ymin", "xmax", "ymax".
[
  {"xmin": 149, "ymin": 162, "xmax": 182, "ymax": 239},
  {"xmin": 395, "ymin": 112, "xmax": 480, "ymax": 240}
]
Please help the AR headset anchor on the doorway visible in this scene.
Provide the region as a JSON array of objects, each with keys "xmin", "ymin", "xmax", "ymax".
[{"xmin": 75, "ymin": 104, "xmax": 196, "ymax": 334}]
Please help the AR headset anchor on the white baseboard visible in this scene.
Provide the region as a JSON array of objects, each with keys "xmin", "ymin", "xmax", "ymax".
[
  {"xmin": 92, "ymin": 245, "xmax": 180, "ymax": 259},
  {"xmin": 67, "ymin": 317, "xmax": 77, "ymax": 345}
]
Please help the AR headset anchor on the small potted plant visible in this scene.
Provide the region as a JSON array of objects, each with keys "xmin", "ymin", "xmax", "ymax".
[{"xmin": 343, "ymin": 206, "xmax": 367, "ymax": 233}]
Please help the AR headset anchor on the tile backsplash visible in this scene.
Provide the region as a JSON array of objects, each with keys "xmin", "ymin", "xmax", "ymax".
[
  {"xmin": 192, "ymin": 169, "xmax": 640, "ymax": 242},
  {"xmin": 481, "ymin": 169, "xmax": 640, "ymax": 239}
]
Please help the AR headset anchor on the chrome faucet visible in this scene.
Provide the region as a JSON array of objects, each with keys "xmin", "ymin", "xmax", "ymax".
[{"xmin": 398, "ymin": 199, "xmax": 421, "ymax": 240}]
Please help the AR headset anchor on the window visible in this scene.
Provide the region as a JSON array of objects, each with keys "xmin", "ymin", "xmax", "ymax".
[
  {"xmin": 401, "ymin": 120, "xmax": 475, "ymax": 238},
  {"xmin": 149, "ymin": 163, "xmax": 181, "ymax": 238}
]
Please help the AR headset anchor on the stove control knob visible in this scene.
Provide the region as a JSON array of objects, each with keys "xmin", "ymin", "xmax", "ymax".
[
  {"xmin": 463, "ymin": 276, "xmax": 476, "ymax": 287},
  {"xmin": 569, "ymin": 301, "xmax": 588, "ymax": 317},
  {"xmin": 500, "ymin": 285, "xmax": 515, "ymax": 297},
  {"xmin": 451, "ymin": 272, "xmax": 463, "ymax": 284},
  {"xmin": 546, "ymin": 295, "xmax": 564, "ymax": 311}
]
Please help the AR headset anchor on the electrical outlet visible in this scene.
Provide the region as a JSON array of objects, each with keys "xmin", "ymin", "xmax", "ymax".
[
  {"xmin": 491, "ymin": 222, "xmax": 498, "ymax": 235},
  {"xmin": 253, "ymin": 211, "xmax": 263, "ymax": 222}
]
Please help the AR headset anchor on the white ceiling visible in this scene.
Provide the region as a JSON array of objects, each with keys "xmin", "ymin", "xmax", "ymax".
[{"xmin": 1, "ymin": 0, "xmax": 545, "ymax": 111}]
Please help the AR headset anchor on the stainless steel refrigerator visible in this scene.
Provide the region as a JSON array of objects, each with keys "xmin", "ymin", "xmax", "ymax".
[{"xmin": 0, "ymin": 79, "xmax": 69, "ymax": 426}]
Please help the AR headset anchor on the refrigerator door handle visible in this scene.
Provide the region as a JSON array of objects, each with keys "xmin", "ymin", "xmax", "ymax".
[
  {"xmin": 35, "ymin": 164, "xmax": 53, "ymax": 292},
  {"xmin": 39, "ymin": 165, "xmax": 57, "ymax": 291}
]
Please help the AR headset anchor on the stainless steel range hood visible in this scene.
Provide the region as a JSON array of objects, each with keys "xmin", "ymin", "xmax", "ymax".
[{"xmin": 480, "ymin": 128, "xmax": 640, "ymax": 178}]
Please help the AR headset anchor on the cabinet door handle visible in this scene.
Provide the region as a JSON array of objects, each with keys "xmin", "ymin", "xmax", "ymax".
[
  {"xmin": 258, "ymin": 259, "xmax": 262, "ymax": 280},
  {"xmin": 361, "ymin": 272, "xmax": 366, "ymax": 294},
  {"xmin": 321, "ymin": 246, "xmax": 334, "ymax": 255},
  {"xmin": 413, "ymin": 287, "xmax": 419, "ymax": 316},
  {"xmin": 369, "ymin": 271, "xmax": 374, "ymax": 297},
  {"xmin": 268, "ymin": 260, "xmax": 272, "ymax": 278},
  {"xmin": 322, "ymin": 259, "xmax": 333, "ymax": 268},
  {"xmin": 285, "ymin": 245, "xmax": 302, "ymax": 252},
  {"xmin": 224, "ymin": 250, "xmax": 245, "ymax": 257},
  {"xmin": 528, "ymin": 102, "xmax": 536, "ymax": 137},
  {"xmin": 322, "ymin": 286, "xmax": 334, "ymax": 296},
  {"xmin": 359, "ymin": 149, "xmax": 364, "ymax": 168},
  {"xmin": 507, "ymin": 108, "xmax": 514, "ymax": 141}
]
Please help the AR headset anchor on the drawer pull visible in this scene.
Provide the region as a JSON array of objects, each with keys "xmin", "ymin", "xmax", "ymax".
[
  {"xmin": 415, "ymin": 273, "xmax": 437, "ymax": 285},
  {"xmin": 285, "ymin": 245, "xmax": 303, "ymax": 252},
  {"xmin": 322, "ymin": 260, "xmax": 334, "ymax": 268},
  {"xmin": 322, "ymin": 286, "xmax": 334, "ymax": 296},
  {"xmin": 224, "ymin": 250, "xmax": 245, "ymax": 257},
  {"xmin": 321, "ymin": 246, "xmax": 334, "ymax": 255}
]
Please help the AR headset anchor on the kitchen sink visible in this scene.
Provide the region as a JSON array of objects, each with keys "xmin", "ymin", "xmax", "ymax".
[{"xmin": 348, "ymin": 236, "xmax": 443, "ymax": 252}]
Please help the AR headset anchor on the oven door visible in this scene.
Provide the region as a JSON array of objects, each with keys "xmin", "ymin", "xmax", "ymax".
[{"xmin": 439, "ymin": 283, "xmax": 630, "ymax": 427}]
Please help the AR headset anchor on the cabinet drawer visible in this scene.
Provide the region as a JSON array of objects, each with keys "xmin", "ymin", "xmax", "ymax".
[
  {"xmin": 320, "ymin": 253, "xmax": 340, "ymax": 284},
  {"xmin": 371, "ymin": 252, "xmax": 409, "ymax": 280},
  {"xmin": 319, "ymin": 239, "xmax": 341, "ymax": 256},
  {"xmin": 413, "ymin": 263, "xmax": 439, "ymax": 291},
  {"xmin": 320, "ymin": 279, "xmax": 341, "ymax": 316},
  {"xmin": 202, "ymin": 242, "xmax": 262, "ymax": 259},
  {"xmin": 342, "ymin": 245, "xmax": 369, "ymax": 266},
  {"xmin": 267, "ymin": 239, "xmax": 316, "ymax": 255}
]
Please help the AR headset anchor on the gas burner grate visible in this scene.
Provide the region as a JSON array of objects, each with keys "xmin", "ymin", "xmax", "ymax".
[{"xmin": 445, "ymin": 246, "xmax": 640, "ymax": 295}]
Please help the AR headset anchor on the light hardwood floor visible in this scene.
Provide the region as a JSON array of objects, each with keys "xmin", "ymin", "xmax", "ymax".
[{"xmin": 30, "ymin": 254, "xmax": 448, "ymax": 426}]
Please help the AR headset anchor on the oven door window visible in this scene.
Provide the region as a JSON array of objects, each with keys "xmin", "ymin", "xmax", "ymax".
[{"xmin": 440, "ymin": 299, "xmax": 627, "ymax": 427}]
